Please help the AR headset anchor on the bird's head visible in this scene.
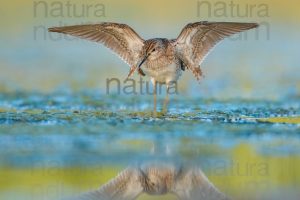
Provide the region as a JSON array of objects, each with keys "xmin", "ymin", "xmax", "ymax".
[
  {"xmin": 141, "ymin": 164, "xmax": 174, "ymax": 195},
  {"xmin": 137, "ymin": 39, "xmax": 167, "ymax": 68},
  {"xmin": 127, "ymin": 39, "xmax": 167, "ymax": 78},
  {"xmin": 145, "ymin": 173, "xmax": 167, "ymax": 195}
]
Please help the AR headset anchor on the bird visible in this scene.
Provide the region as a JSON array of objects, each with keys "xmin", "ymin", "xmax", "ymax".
[
  {"xmin": 49, "ymin": 21, "xmax": 259, "ymax": 116},
  {"xmin": 67, "ymin": 162, "xmax": 230, "ymax": 200}
]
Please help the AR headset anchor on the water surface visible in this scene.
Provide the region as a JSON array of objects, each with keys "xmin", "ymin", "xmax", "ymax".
[{"xmin": 0, "ymin": 92, "xmax": 299, "ymax": 200}]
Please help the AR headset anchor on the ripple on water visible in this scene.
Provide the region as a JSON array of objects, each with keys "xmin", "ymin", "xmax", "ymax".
[{"xmin": 0, "ymin": 92, "xmax": 299, "ymax": 167}]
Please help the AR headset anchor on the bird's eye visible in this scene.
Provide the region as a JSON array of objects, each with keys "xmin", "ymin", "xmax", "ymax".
[{"xmin": 152, "ymin": 48, "xmax": 156, "ymax": 52}]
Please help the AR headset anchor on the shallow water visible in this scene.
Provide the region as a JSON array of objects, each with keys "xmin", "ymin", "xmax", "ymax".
[{"xmin": 0, "ymin": 91, "xmax": 299, "ymax": 200}]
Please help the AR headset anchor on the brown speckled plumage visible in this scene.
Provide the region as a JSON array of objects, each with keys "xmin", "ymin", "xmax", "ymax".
[
  {"xmin": 69, "ymin": 163, "xmax": 230, "ymax": 200},
  {"xmin": 49, "ymin": 21, "xmax": 258, "ymax": 113},
  {"xmin": 48, "ymin": 21, "xmax": 258, "ymax": 83}
]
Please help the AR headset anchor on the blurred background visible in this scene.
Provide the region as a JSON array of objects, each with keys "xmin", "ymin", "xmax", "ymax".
[
  {"xmin": 0, "ymin": 0, "xmax": 299, "ymax": 99},
  {"xmin": 0, "ymin": 0, "xmax": 300, "ymax": 200}
]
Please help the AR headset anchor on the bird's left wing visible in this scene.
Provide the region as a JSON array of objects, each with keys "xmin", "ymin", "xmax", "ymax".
[
  {"xmin": 171, "ymin": 166, "xmax": 229, "ymax": 200},
  {"xmin": 174, "ymin": 21, "xmax": 259, "ymax": 80},
  {"xmin": 48, "ymin": 23, "xmax": 144, "ymax": 67},
  {"xmin": 69, "ymin": 167, "xmax": 144, "ymax": 200}
]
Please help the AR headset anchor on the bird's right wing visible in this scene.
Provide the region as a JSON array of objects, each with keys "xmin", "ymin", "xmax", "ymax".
[
  {"xmin": 48, "ymin": 23, "xmax": 145, "ymax": 67},
  {"xmin": 171, "ymin": 167, "xmax": 229, "ymax": 200},
  {"xmin": 70, "ymin": 167, "xmax": 144, "ymax": 200}
]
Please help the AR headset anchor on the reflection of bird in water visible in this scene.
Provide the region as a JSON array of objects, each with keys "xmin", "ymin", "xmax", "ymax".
[
  {"xmin": 49, "ymin": 22, "xmax": 258, "ymax": 116},
  {"xmin": 71, "ymin": 162, "xmax": 229, "ymax": 200}
]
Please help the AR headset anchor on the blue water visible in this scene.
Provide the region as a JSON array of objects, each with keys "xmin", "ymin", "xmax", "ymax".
[{"xmin": 0, "ymin": 91, "xmax": 299, "ymax": 169}]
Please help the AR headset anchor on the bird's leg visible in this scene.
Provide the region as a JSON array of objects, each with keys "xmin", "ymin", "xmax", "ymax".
[
  {"xmin": 162, "ymin": 85, "xmax": 170, "ymax": 114},
  {"xmin": 153, "ymin": 81, "xmax": 157, "ymax": 117}
]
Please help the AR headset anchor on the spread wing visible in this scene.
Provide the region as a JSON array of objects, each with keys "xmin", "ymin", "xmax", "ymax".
[
  {"xmin": 48, "ymin": 23, "xmax": 145, "ymax": 67},
  {"xmin": 174, "ymin": 21, "xmax": 259, "ymax": 80},
  {"xmin": 69, "ymin": 167, "xmax": 144, "ymax": 200},
  {"xmin": 171, "ymin": 167, "xmax": 230, "ymax": 200}
]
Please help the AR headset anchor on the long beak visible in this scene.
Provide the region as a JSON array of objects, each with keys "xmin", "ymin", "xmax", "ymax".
[
  {"xmin": 138, "ymin": 54, "xmax": 149, "ymax": 68},
  {"xmin": 126, "ymin": 54, "xmax": 150, "ymax": 79}
]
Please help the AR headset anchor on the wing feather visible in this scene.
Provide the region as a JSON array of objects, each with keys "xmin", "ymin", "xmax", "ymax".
[
  {"xmin": 49, "ymin": 23, "xmax": 145, "ymax": 66},
  {"xmin": 69, "ymin": 167, "xmax": 144, "ymax": 200},
  {"xmin": 171, "ymin": 167, "xmax": 229, "ymax": 200},
  {"xmin": 175, "ymin": 21, "xmax": 259, "ymax": 80}
]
